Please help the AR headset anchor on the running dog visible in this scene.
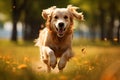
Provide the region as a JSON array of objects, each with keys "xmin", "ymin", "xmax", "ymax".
[{"xmin": 35, "ymin": 5, "xmax": 84, "ymax": 72}]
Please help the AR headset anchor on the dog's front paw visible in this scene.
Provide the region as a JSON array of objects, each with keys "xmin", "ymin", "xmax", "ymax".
[
  {"xmin": 49, "ymin": 55, "xmax": 57, "ymax": 69},
  {"xmin": 58, "ymin": 58, "xmax": 67, "ymax": 70},
  {"xmin": 49, "ymin": 50, "xmax": 57, "ymax": 69}
]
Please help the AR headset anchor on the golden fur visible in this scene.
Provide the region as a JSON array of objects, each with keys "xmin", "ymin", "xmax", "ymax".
[{"xmin": 35, "ymin": 5, "xmax": 84, "ymax": 72}]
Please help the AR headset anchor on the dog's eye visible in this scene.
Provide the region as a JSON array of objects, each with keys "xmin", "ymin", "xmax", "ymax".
[
  {"xmin": 64, "ymin": 16, "xmax": 68, "ymax": 19},
  {"xmin": 54, "ymin": 16, "xmax": 58, "ymax": 19}
]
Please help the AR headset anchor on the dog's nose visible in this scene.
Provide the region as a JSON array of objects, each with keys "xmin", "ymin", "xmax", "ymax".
[{"xmin": 58, "ymin": 22, "xmax": 64, "ymax": 28}]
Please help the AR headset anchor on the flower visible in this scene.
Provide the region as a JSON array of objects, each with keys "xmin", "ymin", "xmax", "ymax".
[
  {"xmin": 24, "ymin": 56, "xmax": 30, "ymax": 63},
  {"xmin": 18, "ymin": 64, "xmax": 27, "ymax": 69},
  {"xmin": 88, "ymin": 66, "xmax": 94, "ymax": 71},
  {"xmin": 59, "ymin": 75, "xmax": 67, "ymax": 80}
]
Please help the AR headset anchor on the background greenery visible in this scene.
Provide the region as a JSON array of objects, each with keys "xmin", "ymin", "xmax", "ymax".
[{"xmin": 0, "ymin": 0, "xmax": 120, "ymax": 43}]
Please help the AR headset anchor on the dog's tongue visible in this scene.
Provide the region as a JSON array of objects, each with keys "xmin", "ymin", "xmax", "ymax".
[
  {"xmin": 57, "ymin": 28, "xmax": 65, "ymax": 37},
  {"xmin": 58, "ymin": 28, "xmax": 64, "ymax": 34}
]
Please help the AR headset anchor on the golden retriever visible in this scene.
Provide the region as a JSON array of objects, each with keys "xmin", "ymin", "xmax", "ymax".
[{"xmin": 35, "ymin": 5, "xmax": 84, "ymax": 72}]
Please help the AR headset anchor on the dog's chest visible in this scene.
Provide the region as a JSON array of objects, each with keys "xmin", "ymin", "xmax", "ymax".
[
  {"xmin": 52, "ymin": 44, "xmax": 67, "ymax": 51},
  {"xmin": 51, "ymin": 44, "xmax": 68, "ymax": 57},
  {"xmin": 48, "ymin": 41, "xmax": 70, "ymax": 57}
]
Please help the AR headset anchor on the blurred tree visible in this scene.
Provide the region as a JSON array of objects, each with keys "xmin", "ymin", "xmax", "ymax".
[
  {"xmin": 107, "ymin": 1, "xmax": 115, "ymax": 41},
  {"xmin": 11, "ymin": 0, "xmax": 17, "ymax": 41},
  {"xmin": 105, "ymin": 0, "xmax": 120, "ymax": 42},
  {"xmin": 11, "ymin": 0, "xmax": 26, "ymax": 41},
  {"xmin": 22, "ymin": 0, "xmax": 41, "ymax": 40},
  {"xmin": 117, "ymin": 8, "xmax": 120, "ymax": 43},
  {"xmin": 0, "ymin": 0, "xmax": 11, "ymax": 26},
  {"xmin": 70, "ymin": 0, "xmax": 120, "ymax": 43},
  {"xmin": 117, "ymin": 23, "xmax": 120, "ymax": 43},
  {"xmin": 98, "ymin": 1, "xmax": 106, "ymax": 40},
  {"xmin": 70, "ymin": 0, "xmax": 100, "ymax": 40}
]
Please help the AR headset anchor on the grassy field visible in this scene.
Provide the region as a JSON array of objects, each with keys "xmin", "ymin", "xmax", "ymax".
[{"xmin": 0, "ymin": 39, "xmax": 120, "ymax": 80}]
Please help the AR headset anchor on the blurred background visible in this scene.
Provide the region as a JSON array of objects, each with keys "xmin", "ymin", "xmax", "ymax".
[
  {"xmin": 0, "ymin": 0, "xmax": 120, "ymax": 80},
  {"xmin": 0, "ymin": 0, "xmax": 120, "ymax": 43}
]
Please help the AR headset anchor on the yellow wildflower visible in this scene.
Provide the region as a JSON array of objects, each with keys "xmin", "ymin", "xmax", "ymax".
[
  {"xmin": 18, "ymin": 64, "xmax": 27, "ymax": 69},
  {"xmin": 59, "ymin": 75, "xmax": 67, "ymax": 80},
  {"xmin": 24, "ymin": 56, "xmax": 30, "ymax": 63}
]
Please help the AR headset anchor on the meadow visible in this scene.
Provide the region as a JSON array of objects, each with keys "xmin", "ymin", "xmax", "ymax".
[{"xmin": 0, "ymin": 39, "xmax": 120, "ymax": 80}]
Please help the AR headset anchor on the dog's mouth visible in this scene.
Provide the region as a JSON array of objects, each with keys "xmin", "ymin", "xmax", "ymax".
[{"xmin": 55, "ymin": 27, "xmax": 66, "ymax": 37}]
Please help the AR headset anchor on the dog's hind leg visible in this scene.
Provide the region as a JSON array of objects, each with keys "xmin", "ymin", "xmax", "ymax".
[{"xmin": 42, "ymin": 59, "xmax": 51, "ymax": 72}]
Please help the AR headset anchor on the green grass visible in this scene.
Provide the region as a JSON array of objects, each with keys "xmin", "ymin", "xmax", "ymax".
[{"xmin": 0, "ymin": 39, "xmax": 120, "ymax": 80}]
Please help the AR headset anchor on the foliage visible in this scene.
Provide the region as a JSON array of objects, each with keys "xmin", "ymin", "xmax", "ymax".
[
  {"xmin": 70, "ymin": 0, "xmax": 120, "ymax": 42},
  {"xmin": 0, "ymin": 0, "xmax": 11, "ymax": 22}
]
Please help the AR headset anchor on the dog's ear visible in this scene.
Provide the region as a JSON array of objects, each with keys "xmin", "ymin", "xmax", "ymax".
[
  {"xmin": 67, "ymin": 5, "xmax": 84, "ymax": 21},
  {"xmin": 42, "ymin": 6, "xmax": 56, "ymax": 20}
]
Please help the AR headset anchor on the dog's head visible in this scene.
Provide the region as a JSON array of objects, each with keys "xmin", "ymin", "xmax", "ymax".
[{"xmin": 42, "ymin": 5, "xmax": 84, "ymax": 37}]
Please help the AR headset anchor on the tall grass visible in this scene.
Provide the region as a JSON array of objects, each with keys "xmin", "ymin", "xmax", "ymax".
[{"xmin": 0, "ymin": 39, "xmax": 120, "ymax": 80}]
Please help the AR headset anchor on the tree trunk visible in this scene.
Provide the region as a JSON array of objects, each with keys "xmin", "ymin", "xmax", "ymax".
[
  {"xmin": 99, "ymin": 4, "xmax": 105, "ymax": 41},
  {"xmin": 117, "ymin": 14, "xmax": 120, "ymax": 43},
  {"xmin": 107, "ymin": 14, "xmax": 114, "ymax": 41},
  {"xmin": 100, "ymin": 10, "xmax": 105, "ymax": 40},
  {"xmin": 11, "ymin": 0, "xmax": 17, "ymax": 41},
  {"xmin": 107, "ymin": 3, "xmax": 115, "ymax": 42},
  {"xmin": 117, "ymin": 26, "xmax": 120, "ymax": 43},
  {"xmin": 11, "ymin": 21, "xmax": 17, "ymax": 41},
  {"xmin": 22, "ymin": 0, "xmax": 41, "ymax": 41}
]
